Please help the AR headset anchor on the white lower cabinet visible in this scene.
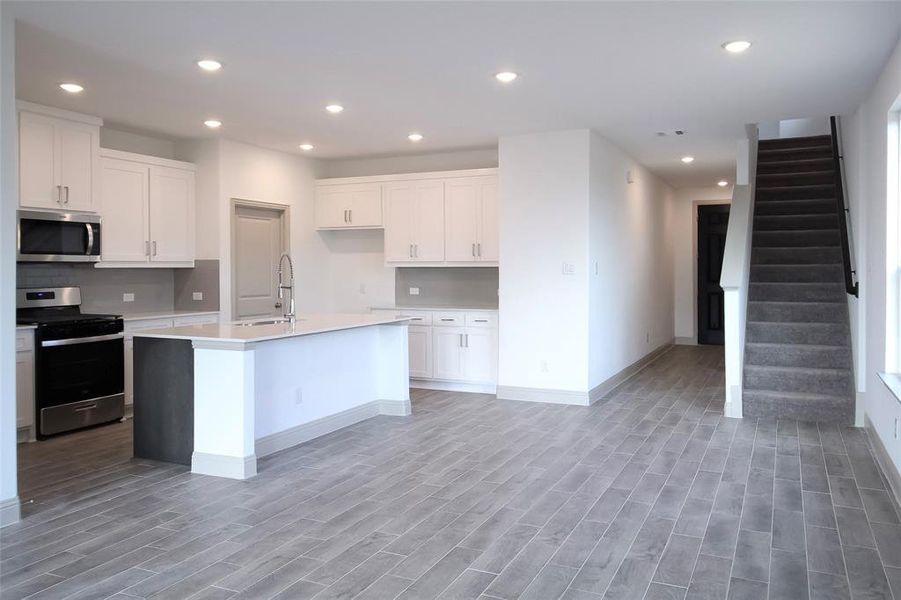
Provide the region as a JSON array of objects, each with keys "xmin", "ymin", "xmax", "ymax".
[
  {"xmin": 373, "ymin": 308, "xmax": 497, "ymax": 387},
  {"xmin": 16, "ymin": 329, "xmax": 35, "ymax": 440}
]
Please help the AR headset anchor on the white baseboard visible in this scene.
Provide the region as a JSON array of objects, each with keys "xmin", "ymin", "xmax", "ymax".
[
  {"xmin": 674, "ymin": 336, "xmax": 697, "ymax": 345},
  {"xmin": 588, "ymin": 342, "xmax": 674, "ymax": 404},
  {"xmin": 0, "ymin": 496, "xmax": 20, "ymax": 528},
  {"xmin": 496, "ymin": 386, "xmax": 591, "ymax": 406},
  {"xmin": 378, "ymin": 398, "xmax": 412, "ymax": 416},
  {"xmin": 191, "ymin": 451, "xmax": 257, "ymax": 480},
  {"xmin": 865, "ymin": 414, "xmax": 901, "ymax": 508},
  {"xmin": 411, "ymin": 379, "xmax": 496, "ymax": 394},
  {"xmin": 855, "ymin": 391, "xmax": 865, "ymax": 428}
]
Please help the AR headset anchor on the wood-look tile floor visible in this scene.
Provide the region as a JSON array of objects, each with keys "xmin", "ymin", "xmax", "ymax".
[{"xmin": 3, "ymin": 346, "xmax": 901, "ymax": 600}]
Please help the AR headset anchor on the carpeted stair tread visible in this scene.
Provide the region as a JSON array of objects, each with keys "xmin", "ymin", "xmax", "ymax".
[
  {"xmin": 753, "ymin": 229, "xmax": 840, "ymax": 247},
  {"xmin": 744, "ymin": 364, "xmax": 852, "ymax": 396},
  {"xmin": 754, "ymin": 214, "xmax": 839, "ymax": 231},
  {"xmin": 757, "ymin": 146, "xmax": 833, "ymax": 161},
  {"xmin": 745, "ymin": 342, "xmax": 851, "ymax": 369},
  {"xmin": 757, "ymin": 157, "xmax": 833, "ymax": 174},
  {"xmin": 748, "ymin": 300, "xmax": 846, "ymax": 322},
  {"xmin": 749, "ymin": 282, "xmax": 845, "ymax": 302},
  {"xmin": 750, "ymin": 263, "xmax": 843, "ymax": 283},
  {"xmin": 746, "ymin": 321, "xmax": 849, "ymax": 345},
  {"xmin": 742, "ymin": 389, "xmax": 853, "ymax": 422},
  {"xmin": 754, "ymin": 198, "xmax": 838, "ymax": 216},
  {"xmin": 756, "ymin": 171, "xmax": 834, "ymax": 187},
  {"xmin": 752, "ymin": 246, "xmax": 842, "ymax": 265},
  {"xmin": 758, "ymin": 135, "xmax": 832, "ymax": 149}
]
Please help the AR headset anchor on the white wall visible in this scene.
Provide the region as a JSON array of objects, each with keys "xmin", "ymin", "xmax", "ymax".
[
  {"xmin": 100, "ymin": 127, "xmax": 178, "ymax": 159},
  {"xmin": 588, "ymin": 132, "xmax": 675, "ymax": 388},
  {"xmin": 175, "ymin": 139, "xmax": 220, "ymax": 260},
  {"xmin": 842, "ymin": 36, "xmax": 901, "ymax": 473},
  {"xmin": 673, "ymin": 186, "xmax": 733, "ymax": 343},
  {"xmin": 319, "ymin": 147, "xmax": 497, "ymax": 178},
  {"xmin": 0, "ymin": 6, "xmax": 19, "ymax": 526}
]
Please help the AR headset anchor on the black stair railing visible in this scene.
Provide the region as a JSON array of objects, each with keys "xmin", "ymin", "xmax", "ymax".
[{"xmin": 830, "ymin": 116, "xmax": 859, "ymax": 297}]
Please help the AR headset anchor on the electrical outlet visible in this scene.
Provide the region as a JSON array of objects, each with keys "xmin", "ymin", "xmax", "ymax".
[
  {"xmin": 295, "ymin": 388, "xmax": 303, "ymax": 405},
  {"xmin": 122, "ymin": 293, "xmax": 135, "ymax": 303},
  {"xmin": 562, "ymin": 262, "xmax": 575, "ymax": 275},
  {"xmin": 409, "ymin": 287, "xmax": 420, "ymax": 296},
  {"xmin": 540, "ymin": 360, "xmax": 549, "ymax": 373},
  {"xmin": 192, "ymin": 292, "xmax": 203, "ymax": 301}
]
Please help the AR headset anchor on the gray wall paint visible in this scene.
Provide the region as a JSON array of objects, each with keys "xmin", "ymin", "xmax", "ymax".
[
  {"xmin": 174, "ymin": 260, "xmax": 220, "ymax": 311},
  {"xmin": 395, "ymin": 268, "xmax": 498, "ymax": 308},
  {"xmin": 100, "ymin": 126, "xmax": 179, "ymax": 159},
  {"xmin": 319, "ymin": 147, "xmax": 498, "ymax": 178}
]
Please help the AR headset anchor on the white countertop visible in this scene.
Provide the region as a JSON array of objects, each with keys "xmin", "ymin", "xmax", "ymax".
[
  {"xmin": 371, "ymin": 304, "xmax": 498, "ymax": 312},
  {"xmin": 123, "ymin": 310, "xmax": 220, "ymax": 321},
  {"xmin": 133, "ymin": 313, "xmax": 411, "ymax": 346},
  {"xmin": 16, "ymin": 324, "xmax": 36, "ymax": 331}
]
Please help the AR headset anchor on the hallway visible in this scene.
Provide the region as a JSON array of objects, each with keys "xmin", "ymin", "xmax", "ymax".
[{"xmin": 2, "ymin": 346, "xmax": 899, "ymax": 600}]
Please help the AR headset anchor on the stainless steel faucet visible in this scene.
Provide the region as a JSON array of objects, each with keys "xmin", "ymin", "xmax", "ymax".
[{"xmin": 275, "ymin": 253, "xmax": 296, "ymax": 323}]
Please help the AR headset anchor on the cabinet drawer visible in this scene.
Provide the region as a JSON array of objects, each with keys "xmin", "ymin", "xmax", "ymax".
[
  {"xmin": 372, "ymin": 309, "xmax": 432, "ymax": 325},
  {"xmin": 433, "ymin": 312, "xmax": 465, "ymax": 326},
  {"xmin": 16, "ymin": 331, "xmax": 34, "ymax": 352},
  {"xmin": 465, "ymin": 313, "xmax": 497, "ymax": 328},
  {"xmin": 125, "ymin": 318, "xmax": 174, "ymax": 339},
  {"xmin": 173, "ymin": 314, "xmax": 218, "ymax": 327}
]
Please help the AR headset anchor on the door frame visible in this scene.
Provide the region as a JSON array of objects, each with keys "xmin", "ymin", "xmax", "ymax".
[
  {"xmin": 229, "ymin": 198, "xmax": 290, "ymax": 321},
  {"xmin": 696, "ymin": 202, "xmax": 731, "ymax": 345}
]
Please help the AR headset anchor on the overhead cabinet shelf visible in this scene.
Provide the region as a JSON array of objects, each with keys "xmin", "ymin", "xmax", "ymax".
[{"xmin": 315, "ymin": 168, "xmax": 498, "ymax": 267}]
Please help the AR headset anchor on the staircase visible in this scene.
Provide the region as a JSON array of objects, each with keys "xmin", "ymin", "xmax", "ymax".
[{"xmin": 742, "ymin": 134, "xmax": 855, "ymax": 424}]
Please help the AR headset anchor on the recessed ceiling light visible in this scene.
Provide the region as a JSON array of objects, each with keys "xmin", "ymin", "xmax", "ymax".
[
  {"xmin": 722, "ymin": 40, "xmax": 752, "ymax": 54},
  {"xmin": 203, "ymin": 119, "xmax": 222, "ymax": 129},
  {"xmin": 681, "ymin": 156, "xmax": 695, "ymax": 164},
  {"xmin": 495, "ymin": 71, "xmax": 518, "ymax": 83},
  {"xmin": 197, "ymin": 59, "xmax": 222, "ymax": 72},
  {"xmin": 299, "ymin": 143, "xmax": 314, "ymax": 151},
  {"xmin": 718, "ymin": 180, "xmax": 729, "ymax": 187},
  {"xmin": 59, "ymin": 83, "xmax": 84, "ymax": 94},
  {"xmin": 325, "ymin": 104, "xmax": 344, "ymax": 114},
  {"xmin": 408, "ymin": 133, "xmax": 424, "ymax": 142}
]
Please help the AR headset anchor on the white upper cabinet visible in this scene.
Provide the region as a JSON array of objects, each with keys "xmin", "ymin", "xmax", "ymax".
[
  {"xmin": 384, "ymin": 180, "xmax": 445, "ymax": 263},
  {"xmin": 98, "ymin": 149, "xmax": 195, "ymax": 267},
  {"xmin": 18, "ymin": 104, "xmax": 101, "ymax": 212},
  {"xmin": 315, "ymin": 183, "xmax": 382, "ymax": 229},
  {"xmin": 445, "ymin": 176, "xmax": 498, "ymax": 263}
]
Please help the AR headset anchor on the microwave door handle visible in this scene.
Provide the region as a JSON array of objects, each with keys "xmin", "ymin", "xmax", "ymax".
[{"xmin": 85, "ymin": 223, "xmax": 94, "ymax": 255}]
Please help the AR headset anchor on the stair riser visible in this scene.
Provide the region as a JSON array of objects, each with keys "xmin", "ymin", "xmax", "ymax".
[
  {"xmin": 758, "ymin": 147, "xmax": 832, "ymax": 161},
  {"xmin": 747, "ymin": 322, "xmax": 849, "ymax": 345},
  {"xmin": 750, "ymin": 265, "xmax": 843, "ymax": 284},
  {"xmin": 757, "ymin": 185, "xmax": 836, "ymax": 201},
  {"xmin": 753, "ymin": 230, "xmax": 840, "ymax": 248},
  {"xmin": 758, "ymin": 135, "xmax": 832, "ymax": 150},
  {"xmin": 754, "ymin": 199, "xmax": 838, "ymax": 216},
  {"xmin": 754, "ymin": 214, "xmax": 838, "ymax": 231},
  {"xmin": 744, "ymin": 368, "xmax": 851, "ymax": 396},
  {"xmin": 750, "ymin": 283, "xmax": 845, "ymax": 302},
  {"xmin": 745, "ymin": 345, "xmax": 851, "ymax": 369},
  {"xmin": 757, "ymin": 172, "xmax": 834, "ymax": 187},
  {"xmin": 757, "ymin": 159, "xmax": 833, "ymax": 175},
  {"xmin": 752, "ymin": 247, "xmax": 842, "ymax": 265},
  {"xmin": 747, "ymin": 302, "xmax": 845, "ymax": 323},
  {"xmin": 742, "ymin": 391, "xmax": 853, "ymax": 424}
]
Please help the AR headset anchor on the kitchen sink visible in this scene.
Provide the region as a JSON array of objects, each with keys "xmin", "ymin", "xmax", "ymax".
[{"xmin": 238, "ymin": 318, "xmax": 297, "ymax": 327}]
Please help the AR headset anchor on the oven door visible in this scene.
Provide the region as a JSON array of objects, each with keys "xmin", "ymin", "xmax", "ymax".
[
  {"xmin": 36, "ymin": 334, "xmax": 124, "ymax": 436},
  {"xmin": 17, "ymin": 210, "xmax": 101, "ymax": 262}
]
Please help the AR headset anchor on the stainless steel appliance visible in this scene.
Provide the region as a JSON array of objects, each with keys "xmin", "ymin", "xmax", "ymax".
[
  {"xmin": 17, "ymin": 287, "xmax": 124, "ymax": 437},
  {"xmin": 17, "ymin": 210, "xmax": 101, "ymax": 262}
]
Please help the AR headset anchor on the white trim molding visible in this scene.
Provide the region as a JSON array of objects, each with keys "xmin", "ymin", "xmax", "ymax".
[
  {"xmin": 411, "ymin": 379, "xmax": 496, "ymax": 394},
  {"xmin": 191, "ymin": 452, "xmax": 257, "ymax": 480},
  {"xmin": 0, "ymin": 496, "xmax": 21, "ymax": 528},
  {"xmin": 865, "ymin": 415, "xmax": 901, "ymax": 508},
  {"xmin": 589, "ymin": 343, "xmax": 674, "ymax": 403},
  {"xmin": 496, "ymin": 385, "xmax": 591, "ymax": 406}
]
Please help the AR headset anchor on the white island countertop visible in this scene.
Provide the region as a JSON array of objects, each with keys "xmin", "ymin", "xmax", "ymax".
[{"xmin": 133, "ymin": 313, "xmax": 412, "ymax": 347}]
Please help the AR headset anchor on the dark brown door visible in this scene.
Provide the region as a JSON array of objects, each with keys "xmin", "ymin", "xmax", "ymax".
[{"xmin": 697, "ymin": 204, "xmax": 730, "ymax": 345}]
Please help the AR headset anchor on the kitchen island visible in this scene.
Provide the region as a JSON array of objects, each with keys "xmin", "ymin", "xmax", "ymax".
[{"xmin": 132, "ymin": 314, "xmax": 411, "ymax": 479}]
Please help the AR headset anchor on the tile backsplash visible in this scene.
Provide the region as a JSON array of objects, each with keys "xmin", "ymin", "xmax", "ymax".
[{"xmin": 394, "ymin": 267, "xmax": 499, "ymax": 308}]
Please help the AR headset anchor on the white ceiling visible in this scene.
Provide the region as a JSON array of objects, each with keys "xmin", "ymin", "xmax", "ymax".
[{"xmin": 9, "ymin": 1, "xmax": 901, "ymax": 187}]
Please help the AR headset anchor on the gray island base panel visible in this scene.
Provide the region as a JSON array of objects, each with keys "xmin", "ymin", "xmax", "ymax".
[{"xmin": 133, "ymin": 337, "xmax": 194, "ymax": 465}]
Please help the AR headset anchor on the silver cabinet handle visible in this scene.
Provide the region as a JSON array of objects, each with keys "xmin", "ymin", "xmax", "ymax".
[
  {"xmin": 474, "ymin": 319, "xmax": 488, "ymax": 323},
  {"xmin": 409, "ymin": 244, "xmax": 413, "ymax": 258},
  {"xmin": 440, "ymin": 318, "xmax": 455, "ymax": 322},
  {"xmin": 344, "ymin": 209, "xmax": 349, "ymax": 223},
  {"xmin": 348, "ymin": 209, "xmax": 352, "ymax": 223},
  {"xmin": 85, "ymin": 223, "xmax": 94, "ymax": 255},
  {"xmin": 152, "ymin": 241, "xmax": 157, "ymax": 256},
  {"xmin": 477, "ymin": 243, "xmax": 481, "ymax": 257},
  {"xmin": 472, "ymin": 243, "xmax": 475, "ymax": 257},
  {"xmin": 465, "ymin": 334, "xmax": 469, "ymax": 347},
  {"xmin": 414, "ymin": 244, "xmax": 418, "ymax": 258},
  {"xmin": 459, "ymin": 333, "xmax": 463, "ymax": 347},
  {"xmin": 56, "ymin": 185, "xmax": 62, "ymax": 204},
  {"xmin": 65, "ymin": 185, "xmax": 70, "ymax": 204}
]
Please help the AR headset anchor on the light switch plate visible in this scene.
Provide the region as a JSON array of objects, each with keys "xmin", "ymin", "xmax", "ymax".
[
  {"xmin": 123, "ymin": 293, "xmax": 135, "ymax": 303},
  {"xmin": 562, "ymin": 263, "xmax": 575, "ymax": 275},
  {"xmin": 409, "ymin": 287, "xmax": 420, "ymax": 296},
  {"xmin": 192, "ymin": 292, "xmax": 203, "ymax": 301}
]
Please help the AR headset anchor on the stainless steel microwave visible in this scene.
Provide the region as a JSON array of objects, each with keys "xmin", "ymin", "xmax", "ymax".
[{"xmin": 17, "ymin": 210, "xmax": 101, "ymax": 262}]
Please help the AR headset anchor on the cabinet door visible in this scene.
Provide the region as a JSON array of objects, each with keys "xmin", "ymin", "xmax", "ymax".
[
  {"xmin": 316, "ymin": 187, "xmax": 352, "ymax": 228},
  {"xmin": 463, "ymin": 329, "xmax": 497, "ymax": 383},
  {"xmin": 384, "ymin": 182, "xmax": 416, "ymax": 262},
  {"xmin": 478, "ymin": 178, "xmax": 499, "ymax": 262},
  {"xmin": 412, "ymin": 181, "xmax": 445, "ymax": 262},
  {"xmin": 149, "ymin": 166, "xmax": 195, "ymax": 262},
  {"xmin": 57, "ymin": 122, "xmax": 99, "ymax": 211},
  {"xmin": 19, "ymin": 112, "xmax": 59, "ymax": 209},
  {"xmin": 408, "ymin": 325, "xmax": 432, "ymax": 379},
  {"xmin": 100, "ymin": 158, "xmax": 149, "ymax": 262},
  {"xmin": 16, "ymin": 351, "xmax": 34, "ymax": 429},
  {"xmin": 432, "ymin": 326, "xmax": 466, "ymax": 380},
  {"xmin": 445, "ymin": 179, "xmax": 480, "ymax": 262},
  {"xmin": 348, "ymin": 185, "xmax": 382, "ymax": 227}
]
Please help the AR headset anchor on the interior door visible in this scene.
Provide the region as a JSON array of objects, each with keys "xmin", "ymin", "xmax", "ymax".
[
  {"xmin": 100, "ymin": 158, "xmax": 149, "ymax": 262},
  {"xmin": 697, "ymin": 204, "xmax": 730, "ymax": 345},
  {"xmin": 413, "ymin": 181, "xmax": 445, "ymax": 262},
  {"xmin": 233, "ymin": 204, "xmax": 285, "ymax": 319},
  {"xmin": 19, "ymin": 112, "xmax": 58, "ymax": 209},
  {"xmin": 445, "ymin": 179, "xmax": 480, "ymax": 262},
  {"xmin": 57, "ymin": 122, "xmax": 97, "ymax": 211},
  {"xmin": 384, "ymin": 183, "xmax": 416, "ymax": 262},
  {"xmin": 149, "ymin": 166, "xmax": 194, "ymax": 262}
]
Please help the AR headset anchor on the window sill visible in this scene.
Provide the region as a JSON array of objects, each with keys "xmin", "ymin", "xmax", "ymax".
[{"xmin": 877, "ymin": 372, "xmax": 901, "ymax": 406}]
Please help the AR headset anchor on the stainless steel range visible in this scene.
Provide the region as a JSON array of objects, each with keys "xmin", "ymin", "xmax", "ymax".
[{"xmin": 16, "ymin": 287, "xmax": 124, "ymax": 438}]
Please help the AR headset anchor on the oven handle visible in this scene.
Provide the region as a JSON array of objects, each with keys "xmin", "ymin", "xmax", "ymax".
[
  {"xmin": 85, "ymin": 223, "xmax": 94, "ymax": 255},
  {"xmin": 41, "ymin": 333, "xmax": 124, "ymax": 347}
]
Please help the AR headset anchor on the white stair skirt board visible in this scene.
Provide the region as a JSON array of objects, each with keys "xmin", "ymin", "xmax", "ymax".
[
  {"xmin": 497, "ymin": 342, "xmax": 674, "ymax": 406},
  {"xmin": 255, "ymin": 398, "xmax": 412, "ymax": 459},
  {"xmin": 191, "ymin": 452, "xmax": 257, "ymax": 480},
  {"xmin": 410, "ymin": 379, "xmax": 497, "ymax": 394},
  {"xmin": 0, "ymin": 496, "xmax": 21, "ymax": 528},
  {"xmin": 865, "ymin": 415, "xmax": 901, "ymax": 509}
]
